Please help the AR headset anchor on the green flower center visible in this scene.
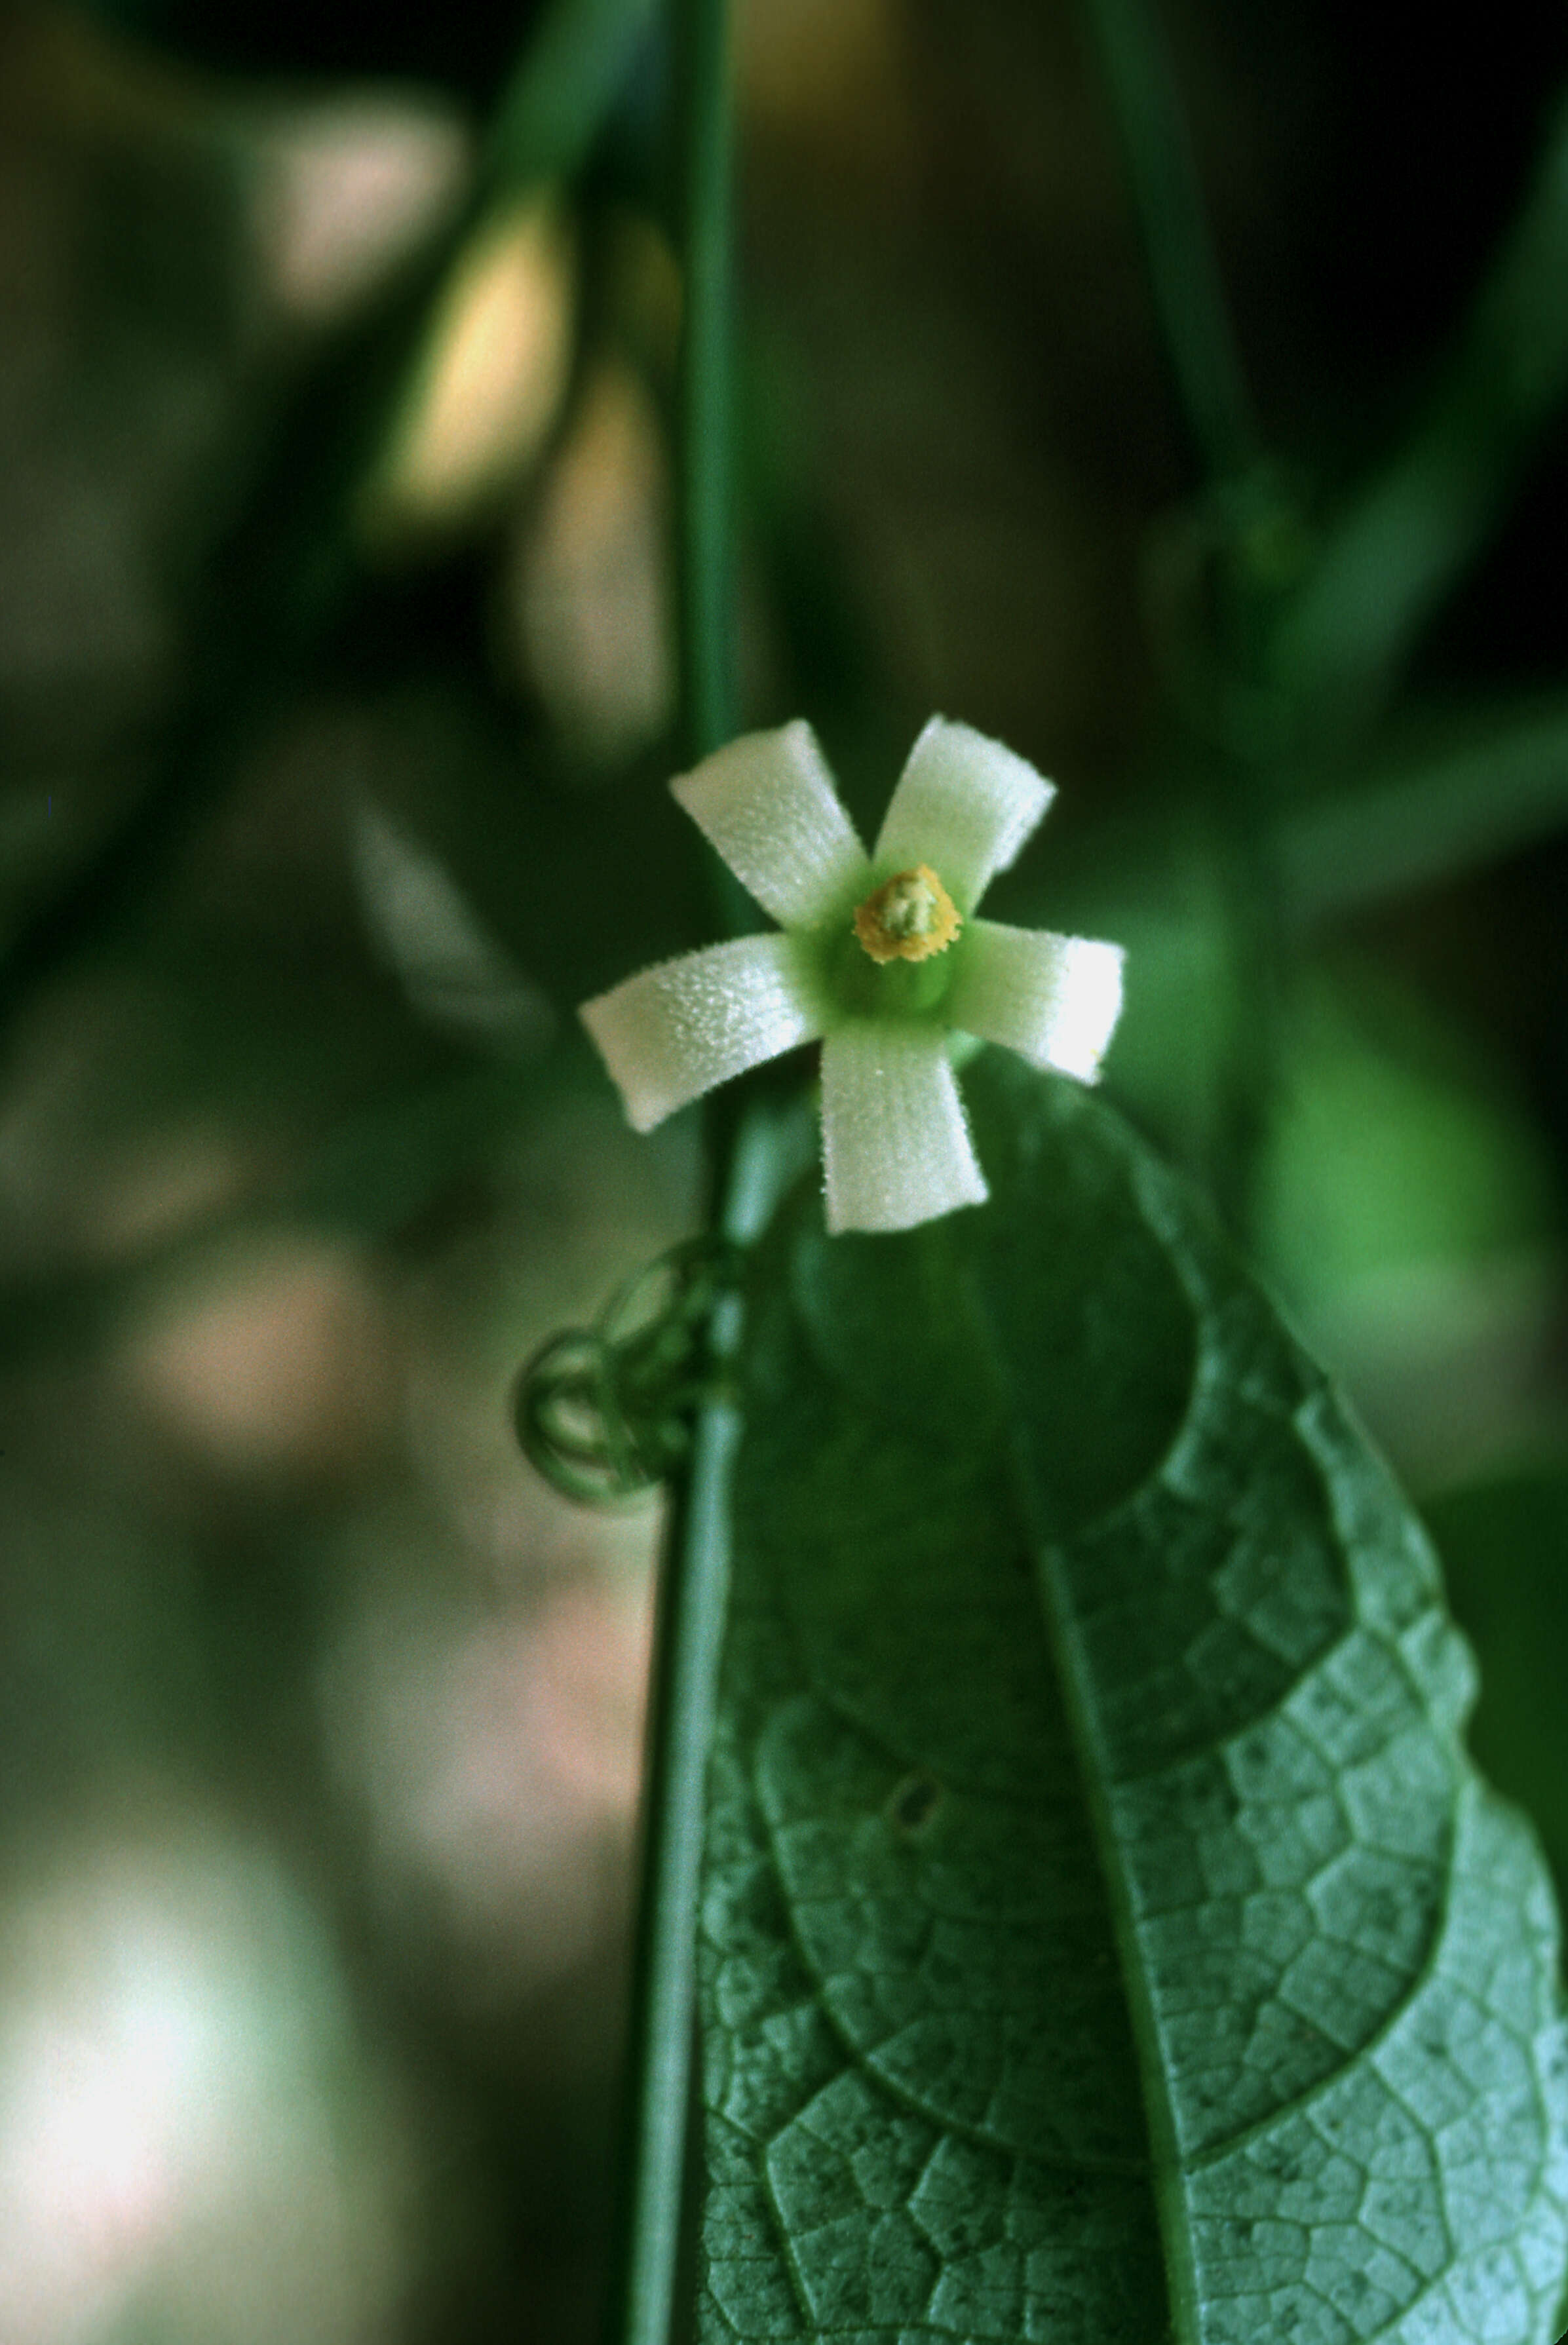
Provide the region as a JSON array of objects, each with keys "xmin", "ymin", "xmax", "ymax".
[{"xmin": 828, "ymin": 915, "xmax": 960, "ymax": 1019}]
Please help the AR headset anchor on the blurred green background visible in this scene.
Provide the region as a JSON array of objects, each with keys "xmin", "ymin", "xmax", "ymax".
[{"xmin": 4, "ymin": 0, "xmax": 1568, "ymax": 2336}]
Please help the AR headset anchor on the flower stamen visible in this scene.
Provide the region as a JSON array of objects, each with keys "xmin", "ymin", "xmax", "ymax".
[{"xmin": 853, "ymin": 864, "xmax": 962, "ymax": 964}]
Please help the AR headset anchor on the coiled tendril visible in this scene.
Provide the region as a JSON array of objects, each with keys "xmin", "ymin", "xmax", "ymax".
[{"xmin": 514, "ymin": 1236, "xmax": 745, "ymax": 1502}]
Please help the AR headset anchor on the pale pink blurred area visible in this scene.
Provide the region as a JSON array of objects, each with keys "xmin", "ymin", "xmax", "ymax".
[
  {"xmin": 324, "ymin": 1546, "xmax": 653, "ymax": 2002},
  {"xmin": 0, "ymin": 1823, "xmax": 411, "ymax": 2345},
  {"xmin": 313, "ymin": 1107, "xmax": 691, "ymax": 2006},
  {"xmin": 0, "ymin": 883, "xmax": 687, "ymax": 2331},
  {"xmin": 123, "ymin": 1236, "xmax": 398, "ymax": 1483},
  {"xmin": 250, "ymin": 95, "xmax": 472, "ymax": 324}
]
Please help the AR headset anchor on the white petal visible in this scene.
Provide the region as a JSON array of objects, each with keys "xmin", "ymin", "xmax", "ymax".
[
  {"xmin": 946, "ymin": 919, "xmax": 1124, "ymax": 1082},
  {"xmin": 581, "ymin": 934, "xmax": 829, "ymax": 1132},
  {"xmin": 671, "ymin": 721, "xmax": 871, "ymax": 928},
  {"xmin": 873, "ymin": 718, "xmax": 1054, "ymax": 912},
  {"xmin": 820, "ymin": 1023, "xmax": 988, "ymax": 1235}
]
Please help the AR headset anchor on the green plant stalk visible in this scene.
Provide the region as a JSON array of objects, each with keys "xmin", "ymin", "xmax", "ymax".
[
  {"xmin": 1075, "ymin": 0, "xmax": 1257, "ymax": 484},
  {"xmin": 605, "ymin": 6, "xmax": 740, "ymax": 2345},
  {"xmin": 607, "ymin": 1096, "xmax": 780, "ymax": 2345},
  {"xmin": 611, "ymin": 1424, "xmax": 734, "ymax": 2345},
  {"xmin": 674, "ymin": 0, "xmax": 736, "ymax": 772}
]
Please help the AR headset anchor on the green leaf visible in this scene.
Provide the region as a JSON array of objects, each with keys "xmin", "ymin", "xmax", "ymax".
[{"xmin": 698, "ymin": 1055, "xmax": 1568, "ymax": 2343}]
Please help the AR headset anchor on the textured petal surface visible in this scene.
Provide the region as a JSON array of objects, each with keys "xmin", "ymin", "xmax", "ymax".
[
  {"xmin": 820, "ymin": 1023, "xmax": 988, "ymax": 1234},
  {"xmin": 873, "ymin": 718, "xmax": 1054, "ymax": 912},
  {"xmin": 946, "ymin": 919, "xmax": 1124, "ymax": 1081},
  {"xmin": 581, "ymin": 935, "xmax": 828, "ymax": 1133},
  {"xmin": 672, "ymin": 722, "xmax": 871, "ymax": 929}
]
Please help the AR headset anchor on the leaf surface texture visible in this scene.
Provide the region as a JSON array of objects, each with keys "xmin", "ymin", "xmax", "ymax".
[{"xmin": 698, "ymin": 1059, "xmax": 1568, "ymax": 2344}]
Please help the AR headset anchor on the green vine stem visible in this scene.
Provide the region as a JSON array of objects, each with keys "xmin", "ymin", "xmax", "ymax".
[
  {"xmin": 605, "ymin": 4, "xmax": 744, "ymax": 2344},
  {"xmin": 674, "ymin": 0, "xmax": 736, "ymax": 769},
  {"xmin": 607, "ymin": 1100, "xmax": 782, "ymax": 2345}
]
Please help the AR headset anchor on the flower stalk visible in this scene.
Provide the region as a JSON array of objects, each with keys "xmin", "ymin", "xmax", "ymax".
[{"xmin": 603, "ymin": 4, "xmax": 744, "ymax": 2345}]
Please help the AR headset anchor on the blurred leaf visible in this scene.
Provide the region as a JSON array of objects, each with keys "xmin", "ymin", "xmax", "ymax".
[
  {"xmin": 1253, "ymin": 971, "xmax": 1560, "ymax": 1488},
  {"xmin": 488, "ymin": 0, "xmax": 656, "ymax": 187},
  {"xmin": 699, "ymin": 1057, "xmax": 1568, "ymax": 2342},
  {"xmin": 1280, "ymin": 693, "xmax": 1568, "ymax": 921},
  {"xmin": 1257, "ymin": 972, "xmax": 1557, "ymax": 1301},
  {"xmin": 1271, "ymin": 91, "xmax": 1568, "ymax": 729},
  {"xmin": 1004, "ymin": 687, "xmax": 1568, "ymax": 972}
]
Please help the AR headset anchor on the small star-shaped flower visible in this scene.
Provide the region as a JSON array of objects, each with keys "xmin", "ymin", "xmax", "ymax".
[{"xmin": 580, "ymin": 717, "xmax": 1124, "ymax": 1234}]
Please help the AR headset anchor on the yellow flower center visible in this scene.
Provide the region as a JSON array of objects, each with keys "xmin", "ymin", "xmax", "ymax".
[{"xmin": 852, "ymin": 864, "xmax": 962, "ymax": 964}]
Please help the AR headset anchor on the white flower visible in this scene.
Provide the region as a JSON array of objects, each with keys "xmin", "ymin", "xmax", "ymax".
[{"xmin": 579, "ymin": 717, "xmax": 1125, "ymax": 1235}]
